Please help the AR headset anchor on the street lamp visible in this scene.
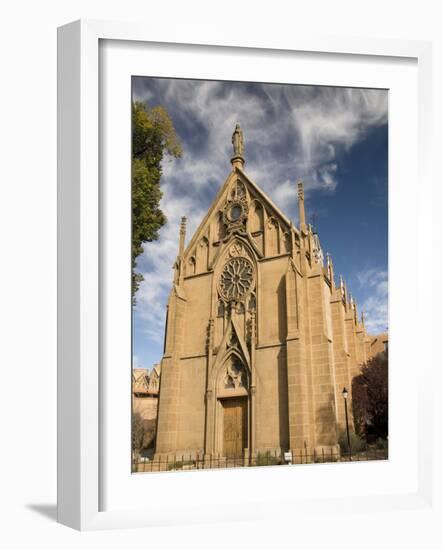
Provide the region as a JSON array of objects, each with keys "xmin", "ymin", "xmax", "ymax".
[{"xmin": 342, "ymin": 387, "xmax": 352, "ymax": 461}]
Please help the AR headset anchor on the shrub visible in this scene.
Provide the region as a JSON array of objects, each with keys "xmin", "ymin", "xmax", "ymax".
[
  {"xmin": 256, "ymin": 452, "xmax": 282, "ymax": 466},
  {"xmin": 132, "ymin": 412, "xmax": 145, "ymax": 456},
  {"xmin": 375, "ymin": 437, "xmax": 388, "ymax": 451},
  {"xmin": 167, "ymin": 461, "xmax": 182, "ymax": 471},
  {"xmin": 142, "ymin": 418, "xmax": 156, "ymax": 449},
  {"xmin": 167, "ymin": 459, "xmax": 195, "ymax": 471},
  {"xmin": 132, "ymin": 412, "xmax": 156, "ymax": 456},
  {"xmin": 338, "ymin": 430, "xmax": 366, "ymax": 455}
]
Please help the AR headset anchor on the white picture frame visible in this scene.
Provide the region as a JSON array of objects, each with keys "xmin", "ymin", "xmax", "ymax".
[{"xmin": 57, "ymin": 19, "xmax": 433, "ymax": 531}]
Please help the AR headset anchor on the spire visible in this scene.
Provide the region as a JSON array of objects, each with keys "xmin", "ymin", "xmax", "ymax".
[
  {"xmin": 297, "ymin": 181, "xmax": 306, "ymax": 232},
  {"xmin": 343, "ymin": 279, "xmax": 348, "ymax": 307},
  {"xmin": 361, "ymin": 310, "xmax": 365, "ymax": 328},
  {"xmin": 179, "ymin": 216, "xmax": 187, "ymax": 257},
  {"xmin": 231, "ymin": 123, "xmax": 245, "ymax": 169},
  {"xmin": 326, "ymin": 252, "xmax": 335, "ymax": 287},
  {"xmin": 174, "ymin": 216, "xmax": 187, "ymax": 285},
  {"xmin": 339, "ymin": 274, "xmax": 345, "ymax": 299},
  {"xmin": 350, "ymin": 294, "xmax": 358, "ymax": 323},
  {"xmin": 311, "ymin": 224, "xmax": 324, "ymax": 266}
]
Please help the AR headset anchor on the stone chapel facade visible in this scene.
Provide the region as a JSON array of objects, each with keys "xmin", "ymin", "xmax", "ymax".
[{"xmin": 154, "ymin": 125, "xmax": 380, "ymax": 461}]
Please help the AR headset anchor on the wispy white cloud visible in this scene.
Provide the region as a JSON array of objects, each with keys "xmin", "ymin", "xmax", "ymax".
[
  {"xmin": 356, "ymin": 268, "xmax": 388, "ymax": 334},
  {"xmin": 318, "ymin": 163, "xmax": 338, "ymax": 190},
  {"xmin": 135, "ymin": 79, "xmax": 388, "ymax": 201}
]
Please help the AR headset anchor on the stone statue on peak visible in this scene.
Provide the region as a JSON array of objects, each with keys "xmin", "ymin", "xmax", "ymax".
[{"xmin": 232, "ymin": 123, "xmax": 244, "ymax": 157}]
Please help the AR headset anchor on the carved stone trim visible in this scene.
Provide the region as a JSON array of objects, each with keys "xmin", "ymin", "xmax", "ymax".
[{"xmin": 221, "ymin": 180, "xmax": 249, "ymax": 237}]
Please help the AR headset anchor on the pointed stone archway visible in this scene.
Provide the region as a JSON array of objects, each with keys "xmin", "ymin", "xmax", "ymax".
[
  {"xmin": 204, "ymin": 319, "xmax": 255, "ymax": 460},
  {"xmin": 215, "ymin": 352, "xmax": 249, "ymax": 458}
]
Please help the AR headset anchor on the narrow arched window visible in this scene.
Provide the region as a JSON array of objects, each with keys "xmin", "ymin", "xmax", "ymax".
[{"xmin": 217, "ymin": 300, "xmax": 225, "ymax": 317}]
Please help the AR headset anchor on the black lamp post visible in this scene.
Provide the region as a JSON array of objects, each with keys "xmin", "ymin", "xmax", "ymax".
[{"xmin": 342, "ymin": 387, "xmax": 352, "ymax": 461}]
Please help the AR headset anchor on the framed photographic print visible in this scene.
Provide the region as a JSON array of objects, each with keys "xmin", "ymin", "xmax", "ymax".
[
  {"xmin": 57, "ymin": 19, "xmax": 433, "ymax": 531},
  {"xmin": 130, "ymin": 76, "xmax": 389, "ymax": 473}
]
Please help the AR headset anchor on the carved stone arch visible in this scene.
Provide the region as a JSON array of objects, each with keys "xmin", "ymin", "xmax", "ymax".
[
  {"xmin": 214, "ymin": 210, "xmax": 225, "ymax": 241},
  {"xmin": 208, "ymin": 319, "xmax": 250, "ymax": 393},
  {"xmin": 209, "ymin": 346, "xmax": 250, "ymax": 457},
  {"xmin": 196, "ymin": 236, "xmax": 209, "ymax": 272},
  {"xmin": 211, "ymin": 234, "xmax": 258, "ymax": 312},
  {"xmin": 247, "ymin": 199, "xmax": 265, "ymax": 254},
  {"xmin": 211, "ymin": 235, "xmax": 260, "ymax": 353},
  {"xmin": 229, "ymin": 178, "xmax": 248, "ymax": 202},
  {"xmin": 266, "ymin": 216, "xmax": 280, "ymax": 256},
  {"xmin": 209, "ymin": 230, "xmax": 263, "ymax": 271},
  {"xmin": 283, "ymin": 231, "xmax": 292, "ymax": 254},
  {"xmin": 221, "ymin": 234, "xmax": 259, "ymax": 265},
  {"xmin": 216, "ymin": 350, "xmax": 250, "ymax": 397},
  {"xmin": 247, "ymin": 199, "xmax": 264, "ymax": 234},
  {"xmin": 205, "ymin": 318, "xmax": 254, "ymax": 457},
  {"xmin": 187, "ymin": 255, "xmax": 196, "ymax": 276}
]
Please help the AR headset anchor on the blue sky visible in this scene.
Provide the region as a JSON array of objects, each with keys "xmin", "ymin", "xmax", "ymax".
[{"xmin": 132, "ymin": 77, "xmax": 388, "ymax": 370}]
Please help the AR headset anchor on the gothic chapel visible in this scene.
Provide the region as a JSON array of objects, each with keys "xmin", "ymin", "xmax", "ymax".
[{"xmin": 154, "ymin": 124, "xmax": 375, "ymax": 462}]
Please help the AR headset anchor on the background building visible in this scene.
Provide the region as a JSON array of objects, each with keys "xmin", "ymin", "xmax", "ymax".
[{"xmin": 132, "ymin": 365, "xmax": 161, "ymax": 425}]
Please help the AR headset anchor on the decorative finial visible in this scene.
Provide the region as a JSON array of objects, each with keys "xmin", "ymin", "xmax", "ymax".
[
  {"xmin": 297, "ymin": 181, "xmax": 306, "ymax": 231},
  {"xmin": 231, "ymin": 123, "xmax": 245, "ymax": 169},
  {"xmin": 326, "ymin": 252, "xmax": 335, "ymax": 287},
  {"xmin": 297, "ymin": 181, "xmax": 304, "ymax": 200},
  {"xmin": 178, "ymin": 216, "xmax": 187, "ymax": 256}
]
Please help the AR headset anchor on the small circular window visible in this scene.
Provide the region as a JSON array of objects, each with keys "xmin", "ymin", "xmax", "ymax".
[{"xmin": 229, "ymin": 204, "xmax": 242, "ymax": 221}]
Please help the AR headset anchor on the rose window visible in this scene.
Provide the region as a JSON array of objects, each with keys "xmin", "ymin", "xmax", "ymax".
[{"xmin": 219, "ymin": 257, "xmax": 254, "ymax": 300}]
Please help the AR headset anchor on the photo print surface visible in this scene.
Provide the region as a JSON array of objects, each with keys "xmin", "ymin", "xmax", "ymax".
[{"xmin": 131, "ymin": 77, "xmax": 388, "ymax": 472}]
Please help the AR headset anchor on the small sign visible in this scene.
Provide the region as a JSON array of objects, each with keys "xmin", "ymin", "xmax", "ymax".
[{"xmin": 284, "ymin": 451, "xmax": 293, "ymax": 463}]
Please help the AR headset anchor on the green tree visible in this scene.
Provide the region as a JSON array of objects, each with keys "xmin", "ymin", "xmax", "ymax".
[
  {"xmin": 132, "ymin": 101, "xmax": 182, "ymax": 302},
  {"xmin": 352, "ymin": 351, "xmax": 388, "ymax": 440},
  {"xmin": 132, "ymin": 411, "xmax": 145, "ymax": 458}
]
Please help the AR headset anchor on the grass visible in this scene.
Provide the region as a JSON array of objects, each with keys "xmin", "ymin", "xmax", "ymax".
[
  {"xmin": 255, "ymin": 452, "xmax": 282, "ymax": 466},
  {"xmin": 167, "ymin": 459, "xmax": 196, "ymax": 471}
]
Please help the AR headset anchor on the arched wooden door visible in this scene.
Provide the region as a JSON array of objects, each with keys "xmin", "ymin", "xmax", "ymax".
[{"xmin": 222, "ymin": 397, "xmax": 248, "ymax": 458}]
